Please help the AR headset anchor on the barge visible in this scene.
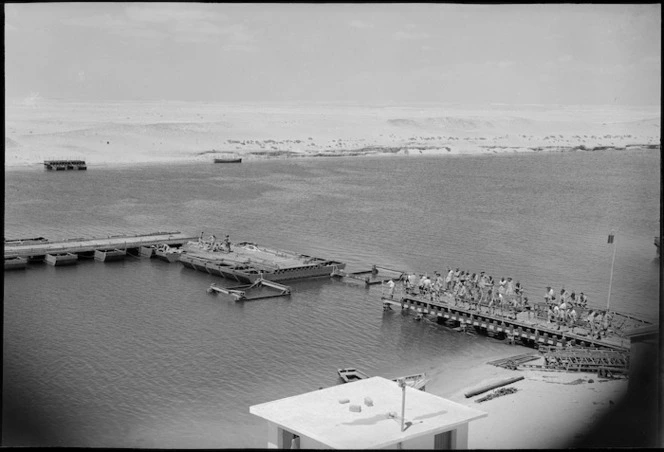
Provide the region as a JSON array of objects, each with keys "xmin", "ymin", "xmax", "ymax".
[
  {"xmin": 44, "ymin": 160, "xmax": 87, "ymax": 171},
  {"xmin": 179, "ymin": 240, "xmax": 345, "ymax": 283}
]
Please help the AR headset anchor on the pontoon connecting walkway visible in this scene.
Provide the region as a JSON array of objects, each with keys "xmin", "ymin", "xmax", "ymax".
[
  {"xmin": 4, "ymin": 232, "xmax": 196, "ymax": 260},
  {"xmin": 380, "ymin": 285, "xmax": 654, "ymax": 353}
]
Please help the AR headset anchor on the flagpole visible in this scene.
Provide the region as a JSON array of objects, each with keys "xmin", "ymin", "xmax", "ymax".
[
  {"xmin": 398, "ymin": 378, "xmax": 406, "ymax": 432},
  {"xmin": 607, "ymin": 231, "xmax": 617, "ymax": 311}
]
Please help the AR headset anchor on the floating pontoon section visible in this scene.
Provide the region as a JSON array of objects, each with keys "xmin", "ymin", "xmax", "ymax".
[
  {"xmin": 207, "ymin": 278, "xmax": 292, "ymax": 301},
  {"xmin": 4, "ymin": 256, "xmax": 28, "ymax": 271},
  {"xmin": 332, "ymin": 264, "xmax": 404, "ymax": 285},
  {"xmin": 45, "ymin": 252, "xmax": 78, "ymax": 266}
]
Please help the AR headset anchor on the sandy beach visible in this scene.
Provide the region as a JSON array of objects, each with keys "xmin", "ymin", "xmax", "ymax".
[
  {"xmin": 423, "ymin": 348, "xmax": 631, "ymax": 449},
  {"xmin": 4, "ymin": 100, "xmax": 660, "ymax": 168}
]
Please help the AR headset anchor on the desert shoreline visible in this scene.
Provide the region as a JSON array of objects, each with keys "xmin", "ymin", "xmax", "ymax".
[
  {"xmin": 5, "ymin": 100, "xmax": 660, "ymax": 169},
  {"xmin": 5, "ymin": 142, "xmax": 660, "ymax": 171}
]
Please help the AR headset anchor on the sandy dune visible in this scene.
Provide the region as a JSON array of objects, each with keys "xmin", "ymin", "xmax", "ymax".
[{"xmin": 4, "ymin": 100, "xmax": 660, "ymax": 167}]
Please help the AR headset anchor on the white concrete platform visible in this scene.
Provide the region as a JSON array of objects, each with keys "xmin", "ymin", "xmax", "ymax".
[{"xmin": 250, "ymin": 376, "xmax": 487, "ymax": 449}]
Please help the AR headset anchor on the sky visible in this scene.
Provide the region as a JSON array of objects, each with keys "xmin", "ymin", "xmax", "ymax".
[{"xmin": 4, "ymin": 3, "xmax": 661, "ymax": 105}]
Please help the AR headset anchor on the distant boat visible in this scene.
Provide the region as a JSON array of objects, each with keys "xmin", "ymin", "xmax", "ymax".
[
  {"xmin": 44, "ymin": 160, "xmax": 87, "ymax": 171},
  {"xmin": 214, "ymin": 157, "xmax": 242, "ymax": 163}
]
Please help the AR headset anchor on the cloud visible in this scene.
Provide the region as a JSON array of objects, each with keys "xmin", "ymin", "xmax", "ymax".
[
  {"xmin": 61, "ymin": 5, "xmax": 256, "ymax": 50},
  {"xmin": 393, "ymin": 30, "xmax": 430, "ymax": 40},
  {"xmin": 348, "ymin": 19, "xmax": 373, "ymax": 29},
  {"xmin": 61, "ymin": 12, "xmax": 168, "ymax": 41},
  {"xmin": 221, "ymin": 43, "xmax": 258, "ymax": 52},
  {"xmin": 124, "ymin": 4, "xmax": 225, "ymax": 24},
  {"xmin": 558, "ymin": 54, "xmax": 573, "ymax": 63},
  {"xmin": 126, "ymin": 5, "xmax": 255, "ymax": 48},
  {"xmin": 172, "ymin": 21, "xmax": 255, "ymax": 47}
]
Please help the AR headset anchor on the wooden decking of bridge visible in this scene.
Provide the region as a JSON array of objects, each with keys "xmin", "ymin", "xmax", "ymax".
[
  {"xmin": 4, "ymin": 232, "xmax": 197, "ymax": 259},
  {"xmin": 381, "ymin": 289, "xmax": 638, "ymax": 352}
]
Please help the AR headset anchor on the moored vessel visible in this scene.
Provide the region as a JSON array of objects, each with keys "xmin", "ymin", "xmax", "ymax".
[
  {"xmin": 337, "ymin": 368, "xmax": 428, "ymax": 390},
  {"xmin": 44, "ymin": 160, "xmax": 87, "ymax": 170},
  {"xmin": 214, "ymin": 157, "xmax": 242, "ymax": 163},
  {"xmin": 179, "ymin": 239, "xmax": 345, "ymax": 283},
  {"xmin": 337, "ymin": 368, "xmax": 370, "ymax": 383}
]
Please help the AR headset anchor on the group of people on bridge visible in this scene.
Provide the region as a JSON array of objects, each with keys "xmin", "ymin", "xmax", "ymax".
[
  {"xmin": 388, "ymin": 267, "xmax": 529, "ymax": 318},
  {"xmin": 384, "ymin": 266, "xmax": 613, "ymax": 340}
]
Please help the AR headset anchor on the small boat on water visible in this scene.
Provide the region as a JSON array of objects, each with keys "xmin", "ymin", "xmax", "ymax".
[
  {"xmin": 4, "ymin": 256, "xmax": 28, "ymax": 271},
  {"xmin": 214, "ymin": 157, "xmax": 242, "ymax": 163},
  {"xmin": 337, "ymin": 368, "xmax": 428, "ymax": 390},
  {"xmin": 337, "ymin": 368, "xmax": 371, "ymax": 383},
  {"xmin": 45, "ymin": 252, "xmax": 78, "ymax": 266}
]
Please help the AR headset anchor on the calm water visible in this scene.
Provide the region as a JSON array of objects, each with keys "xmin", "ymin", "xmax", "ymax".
[{"xmin": 3, "ymin": 149, "xmax": 660, "ymax": 447}]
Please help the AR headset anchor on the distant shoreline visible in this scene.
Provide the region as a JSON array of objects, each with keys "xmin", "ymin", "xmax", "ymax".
[
  {"xmin": 4, "ymin": 143, "xmax": 660, "ymax": 171},
  {"xmin": 6, "ymin": 100, "xmax": 659, "ymax": 170}
]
